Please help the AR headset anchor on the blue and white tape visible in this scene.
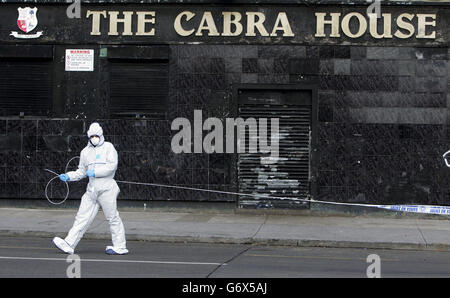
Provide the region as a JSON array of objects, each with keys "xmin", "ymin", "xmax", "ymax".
[
  {"xmin": 243, "ymin": 197, "xmax": 450, "ymax": 215},
  {"xmin": 310, "ymin": 200, "xmax": 450, "ymax": 215},
  {"xmin": 377, "ymin": 204, "xmax": 450, "ymax": 215}
]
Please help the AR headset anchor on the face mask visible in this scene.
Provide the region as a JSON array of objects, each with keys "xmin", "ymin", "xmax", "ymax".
[{"xmin": 90, "ymin": 136, "xmax": 100, "ymax": 147}]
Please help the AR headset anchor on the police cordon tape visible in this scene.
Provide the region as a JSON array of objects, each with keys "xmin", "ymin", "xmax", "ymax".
[
  {"xmin": 112, "ymin": 180, "xmax": 450, "ymax": 215},
  {"xmin": 43, "ymin": 157, "xmax": 450, "ymax": 215},
  {"xmin": 376, "ymin": 204, "xmax": 450, "ymax": 215}
]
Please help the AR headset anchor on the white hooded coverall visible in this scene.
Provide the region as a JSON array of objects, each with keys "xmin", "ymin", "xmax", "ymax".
[{"xmin": 64, "ymin": 123, "xmax": 127, "ymax": 253}]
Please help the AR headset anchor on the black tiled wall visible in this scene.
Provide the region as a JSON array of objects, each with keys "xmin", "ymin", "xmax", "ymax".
[
  {"xmin": 1, "ymin": 44, "xmax": 449, "ymax": 205},
  {"xmin": 314, "ymin": 46, "xmax": 449, "ymax": 205}
]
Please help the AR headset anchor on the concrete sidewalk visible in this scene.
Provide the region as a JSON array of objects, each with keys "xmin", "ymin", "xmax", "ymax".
[{"xmin": 1, "ymin": 207, "xmax": 450, "ymax": 251}]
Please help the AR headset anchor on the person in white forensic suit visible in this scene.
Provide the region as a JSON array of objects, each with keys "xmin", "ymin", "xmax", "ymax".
[{"xmin": 52, "ymin": 122, "xmax": 129, "ymax": 255}]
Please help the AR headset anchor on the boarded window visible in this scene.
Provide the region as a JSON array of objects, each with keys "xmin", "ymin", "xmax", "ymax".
[
  {"xmin": 109, "ymin": 60, "xmax": 169, "ymax": 120},
  {"xmin": 0, "ymin": 58, "xmax": 52, "ymax": 117}
]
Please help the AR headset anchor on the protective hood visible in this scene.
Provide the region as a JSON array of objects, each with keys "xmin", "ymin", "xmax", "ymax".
[{"xmin": 87, "ymin": 122, "xmax": 105, "ymax": 147}]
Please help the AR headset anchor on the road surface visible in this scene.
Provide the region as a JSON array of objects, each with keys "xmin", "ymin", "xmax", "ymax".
[{"xmin": 0, "ymin": 235, "xmax": 449, "ymax": 278}]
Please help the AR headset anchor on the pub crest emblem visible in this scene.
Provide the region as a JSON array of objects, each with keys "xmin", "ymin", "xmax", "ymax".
[{"xmin": 10, "ymin": 7, "xmax": 43, "ymax": 39}]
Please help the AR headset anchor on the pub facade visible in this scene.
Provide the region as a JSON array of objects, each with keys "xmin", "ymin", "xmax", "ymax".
[{"xmin": 0, "ymin": 0, "xmax": 449, "ymax": 210}]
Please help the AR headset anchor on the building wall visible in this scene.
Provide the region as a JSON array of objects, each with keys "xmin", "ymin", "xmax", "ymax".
[{"xmin": 0, "ymin": 2, "xmax": 449, "ymax": 207}]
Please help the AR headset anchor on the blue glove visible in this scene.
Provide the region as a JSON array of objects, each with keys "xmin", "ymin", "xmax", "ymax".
[
  {"xmin": 86, "ymin": 170, "xmax": 95, "ymax": 177},
  {"xmin": 59, "ymin": 174, "xmax": 70, "ymax": 182}
]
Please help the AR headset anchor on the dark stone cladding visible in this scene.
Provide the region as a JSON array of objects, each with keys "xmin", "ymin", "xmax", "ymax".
[{"xmin": 1, "ymin": 44, "xmax": 449, "ymax": 206}]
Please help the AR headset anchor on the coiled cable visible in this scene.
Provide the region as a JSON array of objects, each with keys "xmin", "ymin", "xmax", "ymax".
[{"xmin": 43, "ymin": 156, "xmax": 80, "ymax": 205}]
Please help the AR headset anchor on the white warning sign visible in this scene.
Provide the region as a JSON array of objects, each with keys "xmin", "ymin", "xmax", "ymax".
[{"xmin": 65, "ymin": 49, "xmax": 94, "ymax": 71}]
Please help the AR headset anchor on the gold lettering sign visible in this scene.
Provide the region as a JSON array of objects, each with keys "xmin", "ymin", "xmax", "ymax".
[
  {"xmin": 173, "ymin": 11, "xmax": 294, "ymax": 37},
  {"xmin": 136, "ymin": 11, "xmax": 156, "ymax": 36},
  {"xmin": 315, "ymin": 12, "xmax": 437, "ymax": 39},
  {"xmin": 85, "ymin": 9, "xmax": 437, "ymax": 40}
]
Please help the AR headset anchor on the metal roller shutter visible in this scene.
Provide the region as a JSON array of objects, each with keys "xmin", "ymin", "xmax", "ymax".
[
  {"xmin": 237, "ymin": 89, "xmax": 312, "ymax": 208},
  {"xmin": 109, "ymin": 60, "xmax": 168, "ymax": 119},
  {"xmin": 0, "ymin": 58, "xmax": 52, "ymax": 117}
]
